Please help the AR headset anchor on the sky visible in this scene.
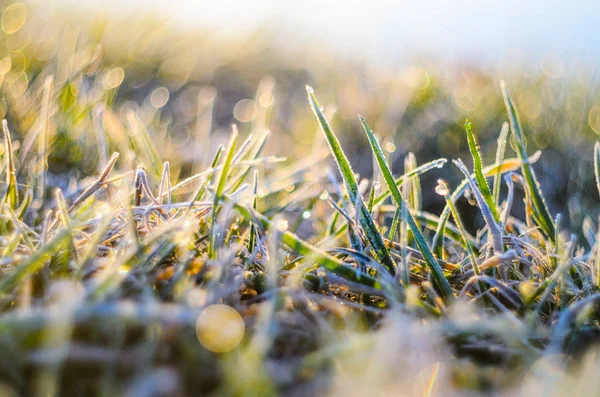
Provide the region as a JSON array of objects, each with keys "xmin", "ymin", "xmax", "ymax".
[{"xmin": 34, "ymin": 0, "xmax": 600, "ymax": 67}]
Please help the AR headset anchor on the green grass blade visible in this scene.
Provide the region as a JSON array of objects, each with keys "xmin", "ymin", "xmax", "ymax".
[
  {"xmin": 453, "ymin": 159, "xmax": 504, "ymax": 254},
  {"xmin": 360, "ymin": 116, "xmax": 454, "ymax": 303},
  {"xmin": 388, "ymin": 207, "xmax": 400, "ymax": 242},
  {"xmin": 501, "ymin": 82, "xmax": 555, "ymax": 242},
  {"xmin": 493, "ymin": 122, "xmax": 509, "ymax": 206},
  {"xmin": 2, "ymin": 120, "xmax": 18, "ymax": 210},
  {"xmin": 248, "ymin": 170, "xmax": 259, "ymax": 254},
  {"xmin": 367, "ymin": 181, "xmax": 377, "ymax": 213},
  {"xmin": 404, "ymin": 152, "xmax": 422, "ymax": 214},
  {"xmin": 465, "ymin": 120, "xmax": 498, "ymax": 222},
  {"xmin": 306, "ymin": 86, "xmax": 396, "ymax": 275},
  {"xmin": 209, "ymin": 127, "xmax": 238, "ymax": 259}
]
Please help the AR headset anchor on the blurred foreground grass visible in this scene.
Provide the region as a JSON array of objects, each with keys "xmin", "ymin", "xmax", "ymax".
[{"xmin": 2, "ymin": 1, "xmax": 600, "ymax": 396}]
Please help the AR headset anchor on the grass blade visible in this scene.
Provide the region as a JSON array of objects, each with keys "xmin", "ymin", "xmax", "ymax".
[
  {"xmin": 453, "ymin": 159, "xmax": 504, "ymax": 254},
  {"xmin": 360, "ymin": 116, "xmax": 454, "ymax": 303},
  {"xmin": 209, "ymin": 126, "xmax": 238, "ymax": 259},
  {"xmin": 306, "ymin": 86, "xmax": 396, "ymax": 275},
  {"xmin": 465, "ymin": 120, "xmax": 498, "ymax": 222},
  {"xmin": 493, "ymin": 122, "xmax": 509, "ymax": 206},
  {"xmin": 2, "ymin": 120, "xmax": 18, "ymax": 210},
  {"xmin": 501, "ymin": 82, "xmax": 555, "ymax": 242},
  {"xmin": 404, "ymin": 152, "xmax": 422, "ymax": 213},
  {"xmin": 248, "ymin": 170, "xmax": 259, "ymax": 254}
]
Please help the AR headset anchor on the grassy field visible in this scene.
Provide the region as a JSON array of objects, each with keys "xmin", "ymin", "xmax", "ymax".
[{"xmin": 2, "ymin": 2, "xmax": 600, "ymax": 396}]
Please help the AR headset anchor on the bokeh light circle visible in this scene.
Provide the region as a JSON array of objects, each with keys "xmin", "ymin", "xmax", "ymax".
[
  {"xmin": 196, "ymin": 304, "xmax": 245, "ymax": 353},
  {"xmin": 1, "ymin": 3, "xmax": 27, "ymax": 35},
  {"xmin": 589, "ymin": 106, "xmax": 600, "ymax": 134}
]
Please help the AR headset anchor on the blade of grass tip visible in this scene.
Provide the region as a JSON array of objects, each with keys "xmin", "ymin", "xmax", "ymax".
[
  {"xmin": 436, "ymin": 179, "xmax": 479, "ymax": 275},
  {"xmin": 501, "ymin": 82, "xmax": 555, "ymax": 242},
  {"xmin": 360, "ymin": 115, "xmax": 454, "ymax": 302},
  {"xmin": 306, "ymin": 87, "xmax": 396, "ymax": 275},
  {"xmin": 2, "ymin": 120, "xmax": 18, "ymax": 210},
  {"xmin": 453, "ymin": 159, "xmax": 504, "ymax": 254},
  {"xmin": 224, "ymin": 194, "xmax": 382, "ymax": 289},
  {"xmin": 209, "ymin": 126, "xmax": 238, "ymax": 259},
  {"xmin": 464, "ymin": 120, "xmax": 499, "ymax": 222},
  {"xmin": 493, "ymin": 122, "xmax": 509, "ymax": 206}
]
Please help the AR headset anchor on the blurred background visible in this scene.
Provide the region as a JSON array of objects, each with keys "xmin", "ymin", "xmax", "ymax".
[{"xmin": 3, "ymin": 0, "xmax": 600, "ymax": 235}]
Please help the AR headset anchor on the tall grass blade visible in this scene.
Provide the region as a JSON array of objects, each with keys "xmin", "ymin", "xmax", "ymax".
[
  {"xmin": 501, "ymin": 82, "xmax": 555, "ymax": 242},
  {"xmin": 2, "ymin": 120, "xmax": 18, "ymax": 210},
  {"xmin": 493, "ymin": 122, "xmax": 509, "ymax": 206},
  {"xmin": 453, "ymin": 159, "xmax": 504, "ymax": 254},
  {"xmin": 360, "ymin": 115, "xmax": 454, "ymax": 302},
  {"xmin": 248, "ymin": 170, "xmax": 259, "ymax": 254},
  {"xmin": 306, "ymin": 86, "xmax": 396, "ymax": 274},
  {"xmin": 465, "ymin": 120, "xmax": 498, "ymax": 222},
  {"xmin": 209, "ymin": 126, "xmax": 238, "ymax": 259},
  {"xmin": 404, "ymin": 152, "xmax": 422, "ymax": 214}
]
